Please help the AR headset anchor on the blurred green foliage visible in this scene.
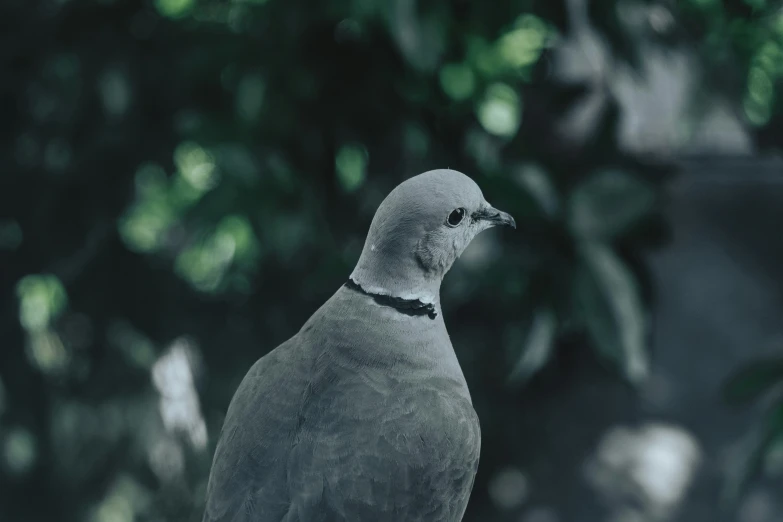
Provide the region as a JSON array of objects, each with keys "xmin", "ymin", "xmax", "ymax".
[
  {"xmin": 680, "ymin": 0, "xmax": 783, "ymax": 126},
  {"xmin": 1, "ymin": 0, "xmax": 782, "ymax": 520},
  {"xmin": 722, "ymin": 354, "xmax": 783, "ymax": 502}
]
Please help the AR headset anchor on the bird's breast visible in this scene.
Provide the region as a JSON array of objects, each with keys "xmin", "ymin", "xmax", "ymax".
[{"xmin": 292, "ymin": 363, "xmax": 481, "ymax": 521}]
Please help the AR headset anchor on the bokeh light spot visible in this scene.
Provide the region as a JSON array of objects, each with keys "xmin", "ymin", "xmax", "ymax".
[
  {"xmin": 497, "ymin": 15, "xmax": 548, "ymax": 69},
  {"xmin": 748, "ymin": 66, "xmax": 773, "ymax": 105},
  {"xmin": 16, "ymin": 274, "xmax": 68, "ymax": 332},
  {"xmin": 98, "ymin": 67, "xmax": 131, "ymax": 119},
  {"xmin": 151, "ymin": 339, "xmax": 208, "ymax": 450},
  {"xmin": 3, "ymin": 427, "xmax": 37, "ymax": 475},
  {"xmin": 488, "ymin": 466, "xmax": 529, "ymax": 509},
  {"xmin": 154, "ymin": 0, "xmax": 194, "ymax": 18},
  {"xmin": 477, "ymin": 83, "xmax": 522, "ymax": 138},
  {"xmin": 744, "ymin": 95, "xmax": 772, "ymax": 126},
  {"xmin": 235, "ymin": 73, "xmax": 266, "ymax": 122},
  {"xmin": 174, "ymin": 142, "xmax": 219, "ymax": 193},
  {"xmin": 335, "ymin": 144, "xmax": 368, "ymax": 192},
  {"xmin": 26, "ymin": 330, "xmax": 70, "ymax": 375}
]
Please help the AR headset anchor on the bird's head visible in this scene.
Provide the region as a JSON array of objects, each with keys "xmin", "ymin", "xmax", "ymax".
[{"xmin": 350, "ymin": 169, "xmax": 515, "ymax": 305}]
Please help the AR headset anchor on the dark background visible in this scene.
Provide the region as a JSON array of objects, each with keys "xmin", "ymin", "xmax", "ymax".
[{"xmin": 2, "ymin": 0, "xmax": 783, "ymax": 521}]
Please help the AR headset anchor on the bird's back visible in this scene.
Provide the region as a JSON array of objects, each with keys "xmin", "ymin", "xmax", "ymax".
[
  {"xmin": 203, "ymin": 334, "xmax": 308, "ymax": 522},
  {"xmin": 203, "ymin": 285, "xmax": 481, "ymax": 522}
]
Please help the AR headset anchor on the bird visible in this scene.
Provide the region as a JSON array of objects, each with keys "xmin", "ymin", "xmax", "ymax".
[{"xmin": 202, "ymin": 169, "xmax": 516, "ymax": 522}]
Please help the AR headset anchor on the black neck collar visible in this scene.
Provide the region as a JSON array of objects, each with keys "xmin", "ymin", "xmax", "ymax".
[{"xmin": 344, "ymin": 279, "xmax": 438, "ymax": 319}]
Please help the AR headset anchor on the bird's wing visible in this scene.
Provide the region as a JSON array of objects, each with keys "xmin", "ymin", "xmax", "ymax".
[
  {"xmin": 285, "ymin": 352, "xmax": 481, "ymax": 522},
  {"xmin": 202, "ymin": 337, "xmax": 307, "ymax": 522}
]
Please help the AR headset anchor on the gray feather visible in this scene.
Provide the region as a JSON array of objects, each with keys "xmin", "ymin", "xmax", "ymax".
[{"xmin": 203, "ymin": 169, "xmax": 513, "ymax": 522}]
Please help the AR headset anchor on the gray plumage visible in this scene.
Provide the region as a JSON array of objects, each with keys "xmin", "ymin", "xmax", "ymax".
[{"xmin": 203, "ymin": 169, "xmax": 515, "ymax": 522}]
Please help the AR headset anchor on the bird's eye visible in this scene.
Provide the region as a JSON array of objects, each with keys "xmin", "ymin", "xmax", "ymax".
[{"xmin": 447, "ymin": 208, "xmax": 467, "ymax": 227}]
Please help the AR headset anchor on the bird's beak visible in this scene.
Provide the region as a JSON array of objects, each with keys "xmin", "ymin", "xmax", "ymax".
[{"xmin": 473, "ymin": 205, "xmax": 516, "ymax": 229}]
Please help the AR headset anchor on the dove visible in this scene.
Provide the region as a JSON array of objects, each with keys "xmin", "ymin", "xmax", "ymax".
[{"xmin": 203, "ymin": 169, "xmax": 515, "ymax": 522}]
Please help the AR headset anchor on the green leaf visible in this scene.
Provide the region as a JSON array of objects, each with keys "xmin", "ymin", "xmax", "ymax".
[
  {"xmin": 439, "ymin": 63, "xmax": 476, "ymax": 101},
  {"xmin": 575, "ymin": 242, "xmax": 649, "ymax": 384},
  {"xmin": 723, "ymin": 358, "xmax": 783, "ymax": 405},
  {"xmin": 723, "ymin": 402, "xmax": 783, "ymax": 506},
  {"xmin": 507, "ymin": 307, "xmax": 557, "ymax": 385},
  {"xmin": 514, "ymin": 163, "xmax": 560, "ymax": 217},
  {"xmin": 568, "ymin": 169, "xmax": 657, "ymax": 240}
]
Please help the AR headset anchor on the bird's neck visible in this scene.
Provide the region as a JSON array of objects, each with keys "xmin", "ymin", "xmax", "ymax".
[
  {"xmin": 344, "ymin": 278, "xmax": 438, "ymax": 319},
  {"xmin": 349, "ymin": 254, "xmax": 441, "ymax": 306}
]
